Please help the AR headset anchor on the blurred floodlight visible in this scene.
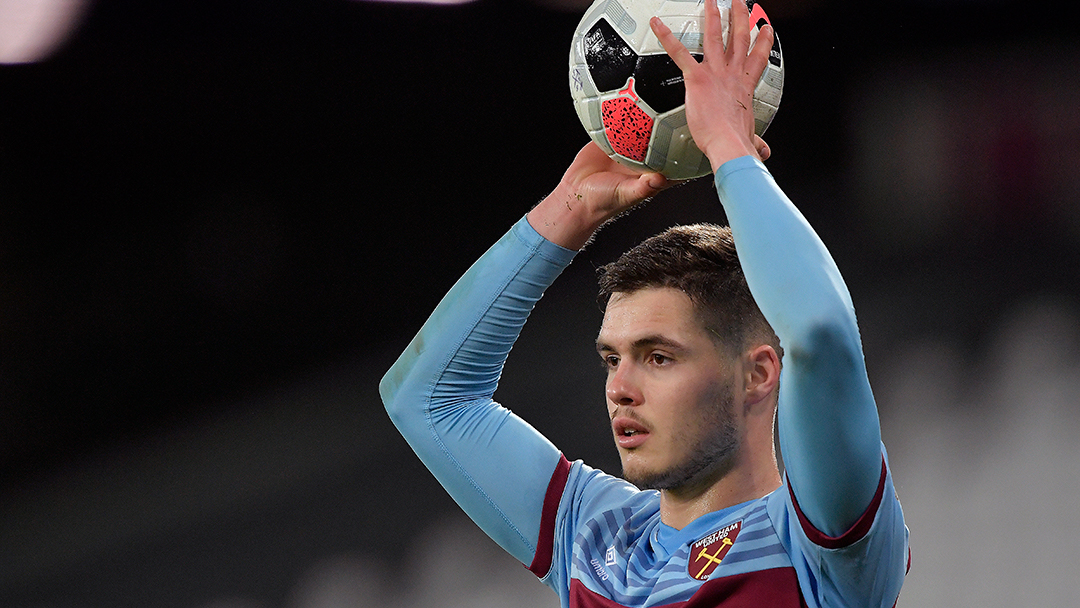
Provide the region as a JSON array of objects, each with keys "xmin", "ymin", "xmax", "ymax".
[
  {"xmin": 354, "ymin": 0, "xmax": 477, "ymax": 4},
  {"xmin": 0, "ymin": 0, "xmax": 90, "ymax": 64},
  {"xmin": 526, "ymin": 0, "xmax": 592, "ymax": 10},
  {"xmin": 523, "ymin": 0, "xmax": 818, "ymax": 16}
]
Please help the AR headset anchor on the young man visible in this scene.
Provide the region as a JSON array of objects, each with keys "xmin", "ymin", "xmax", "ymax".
[{"xmin": 380, "ymin": 2, "xmax": 909, "ymax": 606}]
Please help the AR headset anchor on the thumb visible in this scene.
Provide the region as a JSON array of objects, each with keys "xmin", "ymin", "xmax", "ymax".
[{"xmin": 627, "ymin": 172, "xmax": 668, "ymax": 202}]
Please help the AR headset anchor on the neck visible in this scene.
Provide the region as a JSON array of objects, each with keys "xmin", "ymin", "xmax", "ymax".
[{"xmin": 658, "ymin": 442, "xmax": 781, "ymax": 531}]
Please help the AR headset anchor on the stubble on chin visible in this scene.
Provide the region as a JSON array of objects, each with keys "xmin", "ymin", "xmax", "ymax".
[
  {"xmin": 621, "ymin": 389, "xmax": 739, "ymax": 492},
  {"xmin": 622, "ymin": 433, "xmax": 738, "ymax": 491}
]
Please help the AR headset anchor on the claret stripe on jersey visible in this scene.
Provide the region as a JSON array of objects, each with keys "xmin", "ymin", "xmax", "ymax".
[{"xmin": 568, "ymin": 569, "xmax": 805, "ymax": 608}]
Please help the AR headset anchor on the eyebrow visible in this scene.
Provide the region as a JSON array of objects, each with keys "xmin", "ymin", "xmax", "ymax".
[{"xmin": 595, "ymin": 335, "xmax": 688, "ymax": 355}]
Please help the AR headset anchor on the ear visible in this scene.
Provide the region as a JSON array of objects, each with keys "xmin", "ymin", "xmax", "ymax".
[{"xmin": 742, "ymin": 344, "xmax": 780, "ymax": 406}]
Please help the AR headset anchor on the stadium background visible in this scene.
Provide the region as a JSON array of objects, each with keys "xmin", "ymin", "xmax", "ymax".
[{"xmin": 2, "ymin": 0, "xmax": 1078, "ymax": 606}]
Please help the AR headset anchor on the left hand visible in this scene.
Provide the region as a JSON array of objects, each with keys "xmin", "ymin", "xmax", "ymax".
[
  {"xmin": 650, "ymin": 0, "xmax": 774, "ymax": 170},
  {"xmin": 528, "ymin": 142, "xmax": 671, "ymax": 250}
]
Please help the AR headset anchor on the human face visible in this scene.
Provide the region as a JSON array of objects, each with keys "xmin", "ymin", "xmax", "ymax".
[{"xmin": 596, "ymin": 287, "xmax": 742, "ymax": 492}]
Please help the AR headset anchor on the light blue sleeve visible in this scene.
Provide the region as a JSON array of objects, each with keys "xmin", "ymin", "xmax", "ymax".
[
  {"xmin": 379, "ymin": 217, "xmax": 576, "ymax": 566},
  {"xmin": 714, "ymin": 157, "xmax": 884, "ymax": 538}
]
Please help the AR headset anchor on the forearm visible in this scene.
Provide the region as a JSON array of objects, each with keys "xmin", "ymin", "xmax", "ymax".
[
  {"xmin": 379, "ymin": 217, "xmax": 575, "ymax": 562},
  {"xmin": 715, "ymin": 157, "xmax": 882, "ymax": 536},
  {"xmin": 715, "ymin": 158, "xmax": 856, "ymax": 341}
]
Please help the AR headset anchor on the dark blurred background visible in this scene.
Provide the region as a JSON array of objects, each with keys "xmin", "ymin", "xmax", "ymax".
[{"xmin": 2, "ymin": 0, "xmax": 1079, "ymax": 606}]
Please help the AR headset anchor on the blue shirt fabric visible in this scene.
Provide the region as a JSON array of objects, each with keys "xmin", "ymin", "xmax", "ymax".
[{"xmin": 380, "ymin": 156, "xmax": 909, "ymax": 607}]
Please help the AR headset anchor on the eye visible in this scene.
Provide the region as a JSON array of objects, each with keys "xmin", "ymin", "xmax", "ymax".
[
  {"xmin": 600, "ymin": 354, "xmax": 620, "ymax": 370},
  {"xmin": 649, "ymin": 353, "xmax": 671, "ymax": 366}
]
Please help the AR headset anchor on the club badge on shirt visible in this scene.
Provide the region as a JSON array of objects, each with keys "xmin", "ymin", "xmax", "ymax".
[{"xmin": 688, "ymin": 520, "xmax": 742, "ymax": 581}]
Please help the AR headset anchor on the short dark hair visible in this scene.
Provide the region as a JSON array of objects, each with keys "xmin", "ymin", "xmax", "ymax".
[{"xmin": 597, "ymin": 224, "xmax": 783, "ymax": 359}]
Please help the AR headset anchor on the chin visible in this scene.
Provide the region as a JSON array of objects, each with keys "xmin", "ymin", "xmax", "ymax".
[
  {"xmin": 622, "ymin": 451, "xmax": 734, "ymax": 492},
  {"xmin": 621, "ymin": 460, "xmax": 681, "ymax": 491},
  {"xmin": 619, "ymin": 456, "xmax": 657, "ymax": 489}
]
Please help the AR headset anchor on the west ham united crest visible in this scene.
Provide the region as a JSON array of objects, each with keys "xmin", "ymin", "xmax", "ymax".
[{"xmin": 688, "ymin": 521, "xmax": 742, "ymax": 581}]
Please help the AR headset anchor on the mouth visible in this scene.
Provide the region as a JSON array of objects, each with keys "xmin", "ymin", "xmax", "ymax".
[{"xmin": 612, "ymin": 416, "xmax": 650, "ymax": 449}]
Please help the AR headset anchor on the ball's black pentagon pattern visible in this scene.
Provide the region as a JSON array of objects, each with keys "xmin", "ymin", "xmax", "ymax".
[
  {"xmin": 584, "ymin": 18, "xmax": 703, "ymax": 115},
  {"xmin": 633, "ymin": 53, "xmax": 703, "ymax": 114},
  {"xmin": 584, "ymin": 20, "xmax": 636, "ymax": 93}
]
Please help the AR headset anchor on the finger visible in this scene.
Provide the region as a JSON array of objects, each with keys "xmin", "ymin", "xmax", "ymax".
[
  {"xmin": 753, "ymin": 135, "xmax": 770, "ymax": 161},
  {"xmin": 650, "ymin": 16, "xmax": 700, "ymax": 73},
  {"xmin": 700, "ymin": 0, "xmax": 726, "ymax": 58},
  {"xmin": 743, "ymin": 23, "xmax": 773, "ymax": 83},
  {"xmin": 727, "ymin": 0, "xmax": 752, "ymax": 60}
]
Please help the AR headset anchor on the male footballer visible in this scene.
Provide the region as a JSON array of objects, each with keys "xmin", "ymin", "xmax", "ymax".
[{"xmin": 380, "ymin": 1, "xmax": 909, "ymax": 605}]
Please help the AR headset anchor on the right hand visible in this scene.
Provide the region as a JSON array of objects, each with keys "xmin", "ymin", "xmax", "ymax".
[
  {"xmin": 650, "ymin": 0, "xmax": 774, "ymax": 171},
  {"xmin": 528, "ymin": 142, "xmax": 670, "ymax": 250}
]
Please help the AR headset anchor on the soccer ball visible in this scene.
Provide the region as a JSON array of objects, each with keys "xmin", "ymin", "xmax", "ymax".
[{"xmin": 569, "ymin": 0, "xmax": 784, "ymax": 179}]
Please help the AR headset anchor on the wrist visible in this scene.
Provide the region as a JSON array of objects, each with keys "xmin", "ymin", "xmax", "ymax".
[
  {"xmin": 706, "ymin": 140, "xmax": 760, "ymax": 173},
  {"xmin": 527, "ymin": 180, "xmax": 610, "ymax": 250}
]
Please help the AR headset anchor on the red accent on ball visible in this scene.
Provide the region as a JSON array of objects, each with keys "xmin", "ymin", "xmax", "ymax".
[
  {"xmin": 749, "ymin": 1, "xmax": 769, "ymax": 26},
  {"xmin": 601, "ymin": 79, "xmax": 653, "ymax": 162}
]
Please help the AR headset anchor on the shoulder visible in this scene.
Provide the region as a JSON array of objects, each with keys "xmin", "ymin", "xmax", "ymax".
[
  {"xmin": 766, "ymin": 455, "xmax": 910, "ymax": 607},
  {"xmin": 560, "ymin": 460, "xmax": 659, "ymax": 525}
]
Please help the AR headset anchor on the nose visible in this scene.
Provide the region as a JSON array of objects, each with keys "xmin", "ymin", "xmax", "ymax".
[{"xmin": 606, "ymin": 362, "xmax": 643, "ymax": 408}]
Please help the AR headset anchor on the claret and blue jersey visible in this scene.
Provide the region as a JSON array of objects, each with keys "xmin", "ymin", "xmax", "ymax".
[
  {"xmin": 380, "ymin": 156, "xmax": 909, "ymax": 608},
  {"xmin": 528, "ymin": 454, "xmax": 904, "ymax": 607}
]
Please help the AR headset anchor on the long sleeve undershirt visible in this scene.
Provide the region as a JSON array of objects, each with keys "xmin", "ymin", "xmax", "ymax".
[
  {"xmin": 716, "ymin": 156, "xmax": 882, "ymax": 537},
  {"xmin": 380, "ymin": 154, "xmax": 885, "ymax": 566}
]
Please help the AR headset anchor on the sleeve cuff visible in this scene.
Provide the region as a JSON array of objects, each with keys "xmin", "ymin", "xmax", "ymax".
[
  {"xmin": 713, "ymin": 155, "xmax": 768, "ymax": 188},
  {"xmin": 513, "ymin": 215, "xmax": 579, "ymax": 267}
]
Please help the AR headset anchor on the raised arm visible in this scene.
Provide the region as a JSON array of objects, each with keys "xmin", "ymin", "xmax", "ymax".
[
  {"xmin": 379, "ymin": 218, "xmax": 572, "ymax": 565},
  {"xmin": 380, "ymin": 142, "xmax": 671, "ymax": 566},
  {"xmin": 651, "ymin": 1, "xmax": 882, "ymax": 536},
  {"xmin": 717, "ymin": 158, "xmax": 882, "ymax": 537}
]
